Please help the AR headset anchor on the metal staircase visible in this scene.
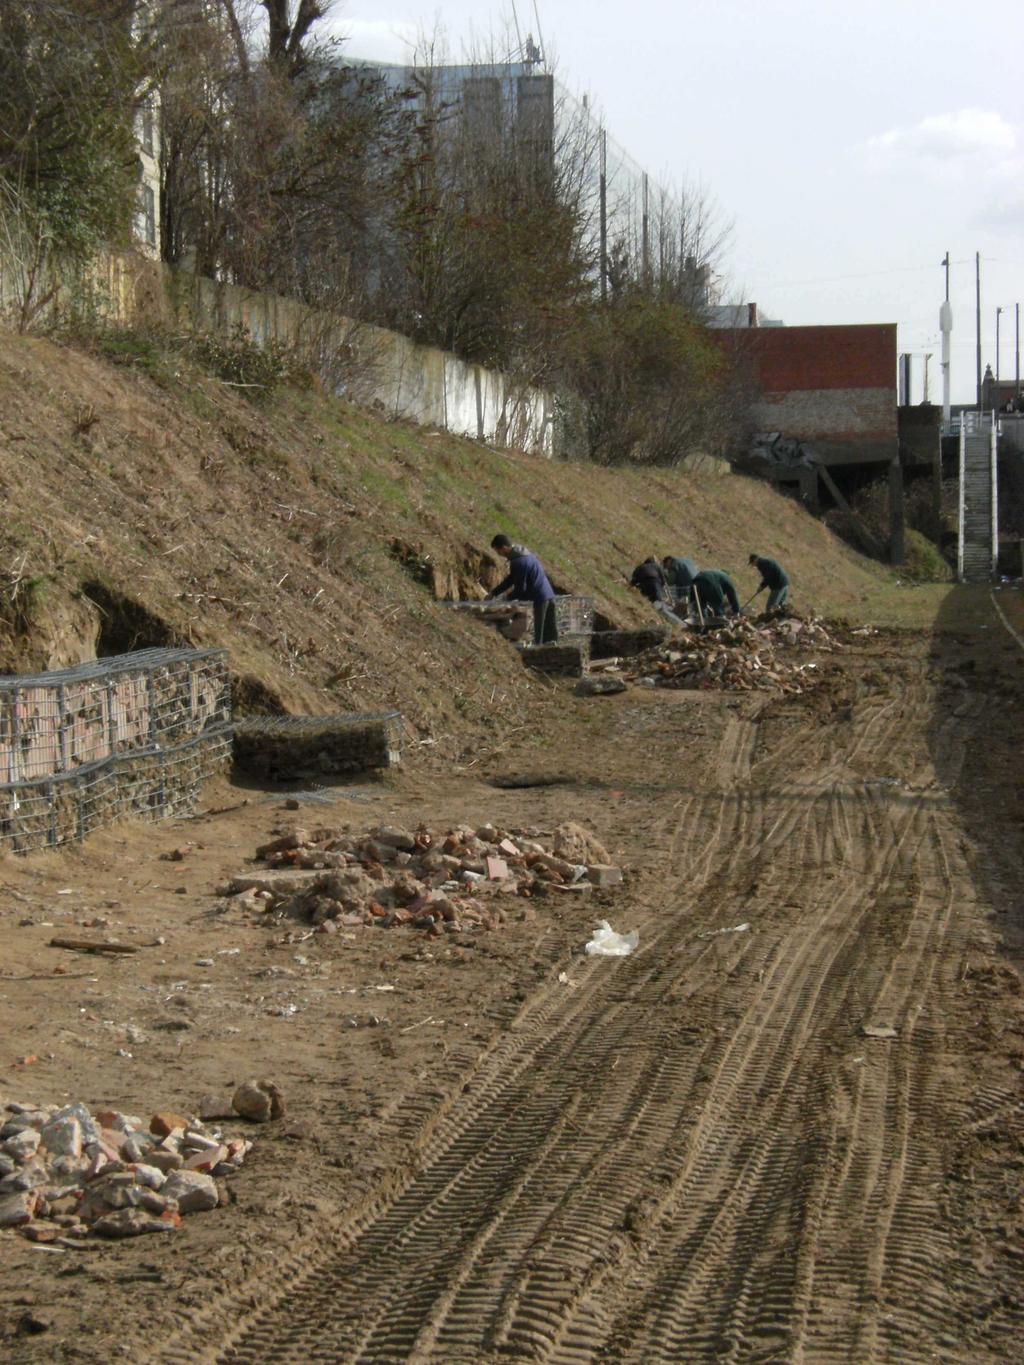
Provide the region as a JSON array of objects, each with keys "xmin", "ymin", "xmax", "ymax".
[{"xmin": 958, "ymin": 416, "xmax": 998, "ymax": 582}]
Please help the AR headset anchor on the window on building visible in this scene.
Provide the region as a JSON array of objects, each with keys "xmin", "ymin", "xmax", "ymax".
[
  {"xmin": 136, "ymin": 184, "xmax": 156, "ymax": 247},
  {"xmin": 139, "ymin": 101, "xmax": 154, "ymax": 156}
]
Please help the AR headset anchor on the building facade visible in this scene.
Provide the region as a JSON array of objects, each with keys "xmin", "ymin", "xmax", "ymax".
[{"xmin": 133, "ymin": 90, "xmax": 160, "ymax": 258}]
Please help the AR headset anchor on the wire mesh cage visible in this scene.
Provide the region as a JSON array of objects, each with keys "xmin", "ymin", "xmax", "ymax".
[
  {"xmin": 0, "ymin": 648, "xmax": 232, "ymax": 855},
  {"xmin": 448, "ymin": 595, "xmax": 594, "ymax": 639},
  {"xmin": 552, "ymin": 595, "xmax": 594, "ymax": 637},
  {"xmin": 0, "ymin": 647, "xmax": 230, "ymax": 785},
  {"xmin": 233, "ymin": 712, "xmax": 402, "ymax": 781}
]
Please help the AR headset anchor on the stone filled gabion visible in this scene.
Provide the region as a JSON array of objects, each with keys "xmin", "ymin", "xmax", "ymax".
[
  {"xmin": 590, "ymin": 628, "xmax": 667, "ymax": 660},
  {"xmin": 0, "ymin": 648, "xmax": 230, "ymax": 783},
  {"xmin": 523, "ymin": 642, "xmax": 590, "ymax": 676},
  {"xmin": 448, "ymin": 596, "xmax": 594, "ymax": 640},
  {"xmin": 233, "ymin": 713, "xmax": 402, "ymax": 782},
  {"xmin": 0, "ymin": 648, "xmax": 232, "ymax": 855},
  {"xmin": 0, "ymin": 730, "xmax": 231, "ymax": 855}
]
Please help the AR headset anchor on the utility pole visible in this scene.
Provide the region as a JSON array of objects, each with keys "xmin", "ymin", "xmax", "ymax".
[
  {"xmin": 1017, "ymin": 302, "xmax": 1021, "ymax": 398},
  {"xmin": 996, "ymin": 306, "xmax": 1003, "ymax": 392},
  {"xmin": 923, "ymin": 353, "xmax": 932, "ymax": 404},
  {"xmin": 975, "ymin": 251, "xmax": 982, "ymax": 410},
  {"xmin": 940, "ymin": 252, "xmax": 952, "ymax": 426}
]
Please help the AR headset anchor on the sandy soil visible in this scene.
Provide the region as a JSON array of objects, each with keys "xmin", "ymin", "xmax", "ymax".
[{"xmin": 2, "ymin": 593, "xmax": 1023, "ymax": 1363}]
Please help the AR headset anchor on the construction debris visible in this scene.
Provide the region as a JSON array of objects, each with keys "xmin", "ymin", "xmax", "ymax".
[
  {"xmin": 0, "ymin": 1099, "xmax": 256, "ymax": 1242},
  {"xmin": 621, "ymin": 614, "xmax": 842, "ymax": 695},
  {"xmin": 229, "ymin": 820, "xmax": 621, "ymax": 934},
  {"xmin": 585, "ymin": 920, "xmax": 639, "ymax": 957}
]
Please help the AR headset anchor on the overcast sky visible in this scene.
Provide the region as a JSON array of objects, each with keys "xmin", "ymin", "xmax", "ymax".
[{"xmin": 336, "ymin": 0, "xmax": 1022, "ymax": 404}]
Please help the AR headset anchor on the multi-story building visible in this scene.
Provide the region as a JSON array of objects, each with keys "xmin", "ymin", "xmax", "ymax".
[{"xmin": 133, "ymin": 90, "xmax": 160, "ymax": 258}]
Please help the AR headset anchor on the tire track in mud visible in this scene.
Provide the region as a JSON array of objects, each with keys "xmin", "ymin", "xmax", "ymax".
[
  {"xmin": 156, "ymin": 652, "xmax": 1000, "ymax": 1365},
  {"xmin": 590, "ymin": 789, "xmax": 940, "ymax": 1363}
]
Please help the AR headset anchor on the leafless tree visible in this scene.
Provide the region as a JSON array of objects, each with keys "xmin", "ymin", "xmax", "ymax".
[{"xmin": 157, "ymin": 0, "xmax": 400, "ymax": 303}]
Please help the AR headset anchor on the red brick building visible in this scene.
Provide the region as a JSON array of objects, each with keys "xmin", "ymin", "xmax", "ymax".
[{"xmin": 725, "ymin": 323, "xmax": 898, "ymax": 465}]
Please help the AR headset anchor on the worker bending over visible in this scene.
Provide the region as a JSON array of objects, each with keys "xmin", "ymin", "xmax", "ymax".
[
  {"xmin": 692, "ymin": 568, "xmax": 740, "ymax": 618},
  {"xmin": 630, "ymin": 556, "xmax": 688, "ymax": 627},
  {"xmin": 487, "ymin": 535, "xmax": 558, "ymax": 645},
  {"xmin": 630, "ymin": 557, "xmax": 669, "ymax": 603},
  {"xmin": 748, "ymin": 554, "xmax": 790, "ymax": 611}
]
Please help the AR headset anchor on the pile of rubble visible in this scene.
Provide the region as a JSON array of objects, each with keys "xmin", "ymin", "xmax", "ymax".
[
  {"xmin": 229, "ymin": 821, "xmax": 622, "ymax": 934},
  {"xmin": 0, "ymin": 1082, "xmax": 278, "ymax": 1242},
  {"xmin": 622, "ymin": 615, "xmax": 842, "ymax": 695}
]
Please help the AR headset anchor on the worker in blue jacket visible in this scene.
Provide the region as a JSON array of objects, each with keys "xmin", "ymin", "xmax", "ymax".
[
  {"xmin": 661, "ymin": 555, "xmax": 699, "ymax": 605},
  {"xmin": 487, "ymin": 534, "xmax": 558, "ymax": 645},
  {"xmin": 748, "ymin": 554, "xmax": 790, "ymax": 611}
]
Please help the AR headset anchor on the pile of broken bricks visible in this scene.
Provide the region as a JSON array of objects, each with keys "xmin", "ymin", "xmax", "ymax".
[
  {"xmin": 224, "ymin": 821, "xmax": 623, "ymax": 934},
  {"xmin": 0, "ymin": 1079, "xmax": 281, "ymax": 1243},
  {"xmin": 616, "ymin": 615, "xmax": 843, "ymax": 696}
]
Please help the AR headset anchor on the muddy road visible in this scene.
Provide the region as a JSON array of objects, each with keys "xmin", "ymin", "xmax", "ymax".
[{"xmin": 4, "ymin": 600, "xmax": 1023, "ymax": 1363}]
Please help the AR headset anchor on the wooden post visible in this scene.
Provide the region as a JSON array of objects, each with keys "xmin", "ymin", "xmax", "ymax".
[
  {"xmin": 818, "ymin": 465, "xmax": 887, "ymax": 560},
  {"xmin": 889, "ymin": 457, "xmax": 905, "ymax": 565},
  {"xmin": 798, "ymin": 465, "xmax": 820, "ymax": 513}
]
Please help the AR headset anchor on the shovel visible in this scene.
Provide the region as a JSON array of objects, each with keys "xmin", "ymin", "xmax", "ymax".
[{"xmin": 740, "ymin": 587, "xmax": 766, "ymax": 614}]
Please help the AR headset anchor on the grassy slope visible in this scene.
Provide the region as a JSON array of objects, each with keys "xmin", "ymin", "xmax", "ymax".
[{"xmin": 0, "ymin": 332, "xmax": 953, "ymax": 762}]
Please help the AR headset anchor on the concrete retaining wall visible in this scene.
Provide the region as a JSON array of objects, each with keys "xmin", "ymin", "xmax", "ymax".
[{"xmin": 0, "ymin": 246, "xmax": 553, "ymax": 455}]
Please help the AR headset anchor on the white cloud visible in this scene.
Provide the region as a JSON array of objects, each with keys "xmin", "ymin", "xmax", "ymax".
[
  {"xmin": 863, "ymin": 107, "xmax": 1019, "ymax": 177},
  {"xmin": 331, "ymin": 18, "xmax": 419, "ymax": 64},
  {"xmin": 862, "ymin": 108, "xmax": 1024, "ymax": 237}
]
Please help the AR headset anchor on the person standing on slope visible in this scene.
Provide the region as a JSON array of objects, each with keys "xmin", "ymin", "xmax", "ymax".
[{"xmin": 486, "ymin": 535, "xmax": 558, "ymax": 645}]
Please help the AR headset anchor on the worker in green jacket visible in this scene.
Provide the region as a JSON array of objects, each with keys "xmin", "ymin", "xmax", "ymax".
[
  {"xmin": 748, "ymin": 554, "xmax": 790, "ymax": 611},
  {"xmin": 692, "ymin": 569, "xmax": 740, "ymax": 618}
]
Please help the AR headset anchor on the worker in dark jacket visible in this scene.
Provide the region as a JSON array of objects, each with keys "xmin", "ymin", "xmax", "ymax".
[
  {"xmin": 487, "ymin": 534, "xmax": 557, "ymax": 644},
  {"xmin": 748, "ymin": 554, "xmax": 790, "ymax": 611},
  {"xmin": 692, "ymin": 568, "xmax": 740, "ymax": 618},
  {"xmin": 662, "ymin": 555, "xmax": 698, "ymax": 605},
  {"xmin": 630, "ymin": 557, "xmax": 669, "ymax": 603}
]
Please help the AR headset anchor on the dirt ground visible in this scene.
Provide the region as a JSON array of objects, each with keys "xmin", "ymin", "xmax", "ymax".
[{"xmin": 2, "ymin": 587, "xmax": 1023, "ymax": 1364}]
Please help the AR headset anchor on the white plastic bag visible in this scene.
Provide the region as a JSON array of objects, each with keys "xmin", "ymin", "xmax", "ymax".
[{"xmin": 585, "ymin": 919, "xmax": 639, "ymax": 957}]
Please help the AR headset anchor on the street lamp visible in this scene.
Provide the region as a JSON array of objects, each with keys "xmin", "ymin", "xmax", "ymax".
[{"xmin": 996, "ymin": 305, "xmax": 1002, "ymax": 395}]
